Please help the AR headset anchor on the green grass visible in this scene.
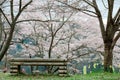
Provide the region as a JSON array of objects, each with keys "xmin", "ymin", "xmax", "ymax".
[{"xmin": 0, "ymin": 72, "xmax": 120, "ymax": 80}]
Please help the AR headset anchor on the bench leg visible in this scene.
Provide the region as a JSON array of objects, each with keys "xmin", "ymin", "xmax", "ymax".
[
  {"xmin": 18, "ymin": 65, "xmax": 21, "ymax": 74},
  {"xmin": 10, "ymin": 65, "xmax": 18, "ymax": 75},
  {"xmin": 58, "ymin": 66, "xmax": 68, "ymax": 76}
]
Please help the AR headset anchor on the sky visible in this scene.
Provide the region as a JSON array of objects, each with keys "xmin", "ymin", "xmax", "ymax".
[{"xmin": 97, "ymin": 0, "xmax": 120, "ymax": 24}]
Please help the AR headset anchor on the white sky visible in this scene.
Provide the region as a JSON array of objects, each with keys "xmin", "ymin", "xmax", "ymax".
[{"xmin": 97, "ymin": 0, "xmax": 120, "ymax": 24}]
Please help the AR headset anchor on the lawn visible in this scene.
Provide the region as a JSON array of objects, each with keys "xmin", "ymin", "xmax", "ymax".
[{"xmin": 0, "ymin": 72, "xmax": 120, "ymax": 80}]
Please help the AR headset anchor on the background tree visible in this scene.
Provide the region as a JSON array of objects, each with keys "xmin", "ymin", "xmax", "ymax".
[
  {"xmin": 0, "ymin": 0, "xmax": 6, "ymax": 47},
  {"xmin": 16, "ymin": 0, "xmax": 93, "ymax": 60},
  {"xmin": 0, "ymin": 0, "xmax": 32, "ymax": 61},
  {"xmin": 57, "ymin": 0, "xmax": 120, "ymax": 72},
  {"xmin": 83, "ymin": 0, "xmax": 120, "ymax": 73},
  {"xmin": 16, "ymin": 0, "xmax": 78, "ymax": 59}
]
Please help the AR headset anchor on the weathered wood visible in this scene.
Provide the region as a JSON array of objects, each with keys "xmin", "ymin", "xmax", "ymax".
[
  {"xmin": 58, "ymin": 70, "xmax": 67, "ymax": 73},
  {"xmin": 10, "ymin": 62, "xmax": 67, "ymax": 66},
  {"xmin": 59, "ymin": 66, "xmax": 67, "ymax": 70},
  {"xmin": 9, "ymin": 58, "xmax": 68, "ymax": 76},
  {"xmin": 10, "ymin": 70, "xmax": 18, "ymax": 73},
  {"xmin": 18, "ymin": 65, "xmax": 21, "ymax": 74},
  {"xmin": 9, "ymin": 58, "xmax": 67, "ymax": 62},
  {"xmin": 10, "ymin": 66, "xmax": 18, "ymax": 69}
]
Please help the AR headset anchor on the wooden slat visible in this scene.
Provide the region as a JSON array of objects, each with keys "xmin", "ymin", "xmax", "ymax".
[
  {"xmin": 10, "ymin": 66, "xmax": 18, "ymax": 69},
  {"xmin": 58, "ymin": 70, "xmax": 67, "ymax": 73},
  {"xmin": 10, "ymin": 70, "xmax": 18, "ymax": 73},
  {"xmin": 9, "ymin": 58, "xmax": 68, "ymax": 76},
  {"xmin": 10, "ymin": 62, "xmax": 67, "ymax": 66},
  {"xmin": 9, "ymin": 58, "xmax": 67, "ymax": 62},
  {"xmin": 10, "ymin": 61, "xmax": 67, "ymax": 64},
  {"xmin": 59, "ymin": 66, "xmax": 67, "ymax": 70}
]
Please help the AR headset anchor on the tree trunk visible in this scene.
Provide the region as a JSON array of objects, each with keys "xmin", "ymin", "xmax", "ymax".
[
  {"xmin": 0, "ymin": 25, "xmax": 15, "ymax": 61},
  {"xmin": 104, "ymin": 43, "xmax": 113, "ymax": 73},
  {"xmin": 0, "ymin": 13, "xmax": 2, "ymax": 42},
  {"xmin": 48, "ymin": 35, "xmax": 54, "ymax": 58}
]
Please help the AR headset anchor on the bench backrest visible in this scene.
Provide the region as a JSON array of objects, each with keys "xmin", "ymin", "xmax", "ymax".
[{"xmin": 9, "ymin": 58, "xmax": 67, "ymax": 66}]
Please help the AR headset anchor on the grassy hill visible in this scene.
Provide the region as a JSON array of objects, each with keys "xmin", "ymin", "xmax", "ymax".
[{"xmin": 0, "ymin": 72, "xmax": 120, "ymax": 80}]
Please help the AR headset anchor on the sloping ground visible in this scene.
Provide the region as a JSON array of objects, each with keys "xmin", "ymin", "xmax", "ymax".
[{"xmin": 0, "ymin": 72, "xmax": 120, "ymax": 80}]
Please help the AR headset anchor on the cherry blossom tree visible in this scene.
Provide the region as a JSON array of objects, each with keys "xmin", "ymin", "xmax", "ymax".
[
  {"xmin": 82, "ymin": 0, "xmax": 120, "ymax": 73},
  {"xmin": 0, "ymin": 0, "xmax": 32, "ymax": 61},
  {"xmin": 17, "ymin": 0, "xmax": 77, "ymax": 59},
  {"xmin": 57, "ymin": 0, "xmax": 120, "ymax": 72},
  {"xmin": 11, "ymin": 0, "xmax": 102, "ymax": 61}
]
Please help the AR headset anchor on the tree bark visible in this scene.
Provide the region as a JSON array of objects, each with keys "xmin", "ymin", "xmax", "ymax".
[
  {"xmin": 0, "ymin": 25, "xmax": 15, "ymax": 61},
  {"xmin": 0, "ymin": 13, "xmax": 2, "ymax": 42},
  {"xmin": 104, "ymin": 42, "xmax": 113, "ymax": 72}
]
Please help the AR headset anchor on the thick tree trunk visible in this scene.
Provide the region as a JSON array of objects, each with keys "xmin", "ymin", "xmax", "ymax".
[
  {"xmin": 0, "ymin": 25, "xmax": 15, "ymax": 61},
  {"xmin": 104, "ymin": 43, "xmax": 113, "ymax": 73}
]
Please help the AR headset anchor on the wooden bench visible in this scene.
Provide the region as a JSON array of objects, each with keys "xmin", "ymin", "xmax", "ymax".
[{"xmin": 9, "ymin": 58, "xmax": 68, "ymax": 76}]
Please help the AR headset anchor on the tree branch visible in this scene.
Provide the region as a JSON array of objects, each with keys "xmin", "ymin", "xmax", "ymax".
[
  {"xmin": 16, "ymin": 19, "xmax": 63, "ymax": 23},
  {"xmin": 102, "ymin": 0, "xmax": 108, "ymax": 9},
  {"xmin": 67, "ymin": 53, "xmax": 90, "ymax": 61},
  {"xmin": 0, "ymin": 0, "xmax": 6, "ymax": 5},
  {"xmin": 0, "ymin": 8, "xmax": 11, "ymax": 26},
  {"xmin": 53, "ymin": 12, "xmax": 73, "ymax": 37},
  {"xmin": 57, "ymin": 0, "xmax": 97, "ymax": 16},
  {"xmin": 10, "ymin": 0, "xmax": 14, "ymax": 22},
  {"xmin": 112, "ymin": 32, "xmax": 120, "ymax": 49},
  {"xmin": 106, "ymin": 0, "xmax": 114, "ymax": 25},
  {"xmin": 82, "ymin": 11, "xmax": 97, "ymax": 17},
  {"xmin": 14, "ymin": 0, "xmax": 32, "ymax": 22},
  {"xmin": 19, "ymin": 0, "xmax": 22, "ymax": 12},
  {"xmin": 82, "ymin": 0, "xmax": 96, "ymax": 8},
  {"xmin": 113, "ymin": 8, "xmax": 120, "ymax": 25},
  {"xmin": 92, "ymin": 0, "xmax": 106, "ymax": 42}
]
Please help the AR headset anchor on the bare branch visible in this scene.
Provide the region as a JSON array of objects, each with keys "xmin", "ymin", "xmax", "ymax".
[
  {"xmin": 82, "ymin": 11, "xmax": 97, "ymax": 17},
  {"xmin": 82, "ymin": 0, "xmax": 96, "ymax": 8},
  {"xmin": 113, "ymin": 8, "xmax": 120, "ymax": 25},
  {"xmin": 16, "ymin": 19, "xmax": 66, "ymax": 23},
  {"xmin": 14, "ymin": 0, "xmax": 32, "ymax": 22},
  {"xmin": 53, "ymin": 12, "xmax": 73, "ymax": 37},
  {"xmin": 67, "ymin": 53, "xmax": 90, "ymax": 61},
  {"xmin": 0, "ymin": 8, "xmax": 11, "ymax": 26},
  {"xmin": 102, "ymin": 0, "xmax": 108, "ymax": 9},
  {"xmin": 117, "ymin": 29, "xmax": 120, "ymax": 31},
  {"xmin": 10, "ymin": 0, "xmax": 14, "ymax": 22},
  {"xmin": 112, "ymin": 32, "xmax": 120, "ymax": 49},
  {"xmin": 106, "ymin": 0, "xmax": 114, "ymax": 25},
  {"xmin": 19, "ymin": 0, "xmax": 22, "ymax": 12},
  {"xmin": 66, "ymin": 32, "xmax": 76, "ymax": 59},
  {"xmin": 52, "ymin": 32, "xmax": 65, "ymax": 48},
  {"xmin": 92, "ymin": 0, "xmax": 106, "ymax": 42},
  {"xmin": 56, "ymin": 0, "xmax": 97, "ymax": 16},
  {"xmin": 0, "ymin": 0, "xmax": 6, "ymax": 5}
]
